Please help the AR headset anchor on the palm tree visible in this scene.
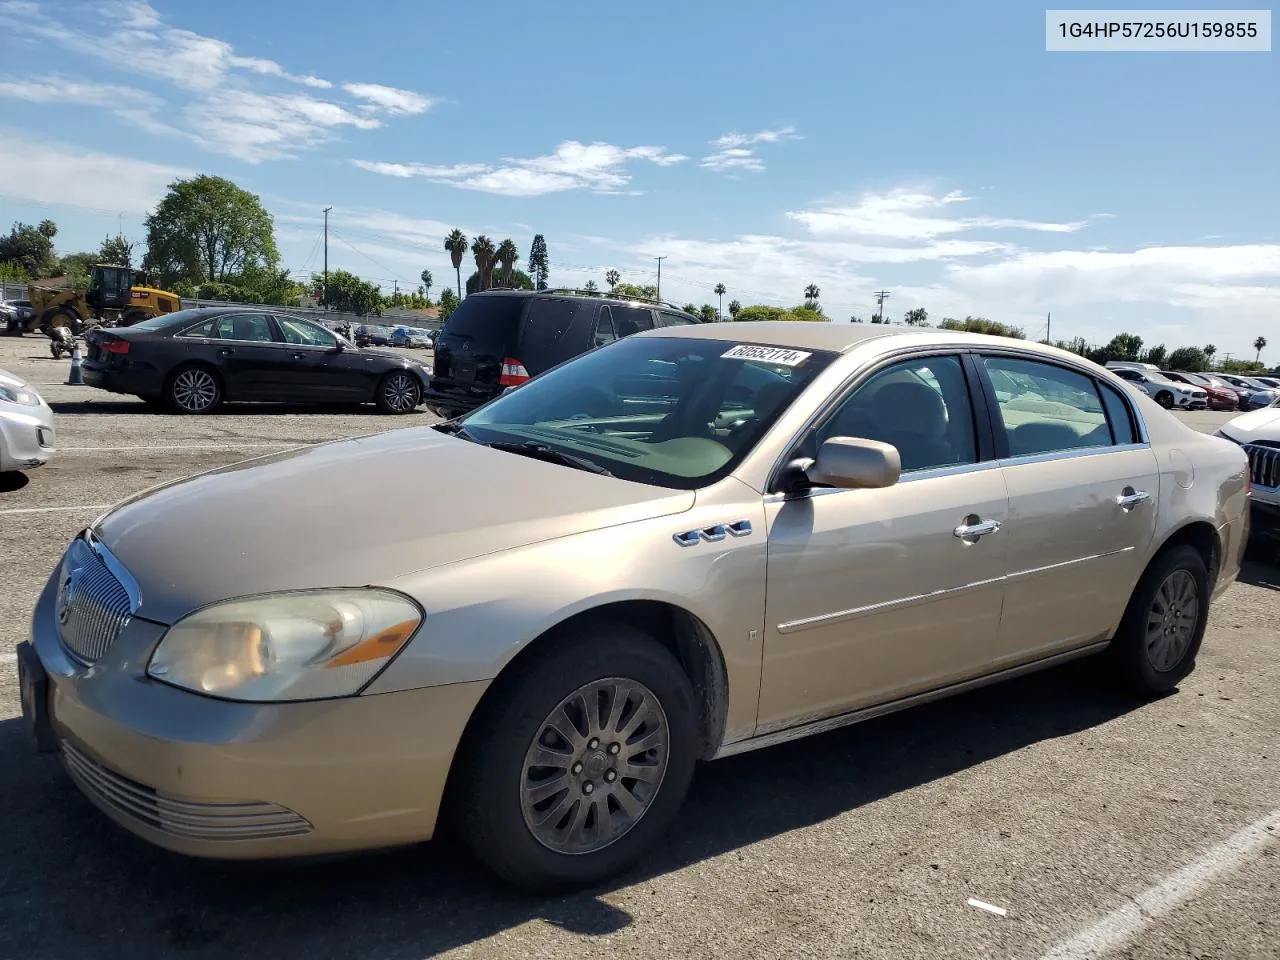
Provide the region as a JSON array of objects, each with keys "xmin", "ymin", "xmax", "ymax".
[
  {"xmin": 584, "ymin": 280, "xmax": 599, "ymax": 293},
  {"xmin": 419, "ymin": 268, "xmax": 432, "ymax": 302},
  {"xmin": 444, "ymin": 229, "xmax": 467, "ymax": 297},
  {"xmin": 605, "ymin": 269, "xmax": 620, "ymax": 292},
  {"xmin": 37, "ymin": 219, "xmax": 57, "ymax": 240},
  {"xmin": 714, "ymin": 282, "xmax": 726, "ymax": 320},
  {"xmin": 1203, "ymin": 344, "xmax": 1217, "ymax": 368},
  {"xmin": 1255, "ymin": 336, "xmax": 1268, "ymax": 363},
  {"xmin": 804, "ymin": 283, "xmax": 820, "ymax": 305},
  {"xmin": 495, "ymin": 239, "xmax": 519, "ymax": 287},
  {"xmin": 470, "ymin": 236, "xmax": 496, "ymax": 291},
  {"xmin": 728, "ymin": 299, "xmax": 741, "ymax": 319}
]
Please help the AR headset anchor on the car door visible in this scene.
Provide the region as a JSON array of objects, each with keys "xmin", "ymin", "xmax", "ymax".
[
  {"xmin": 757, "ymin": 352, "xmax": 1011, "ymax": 730},
  {"xmin": 272, "ymin": 315, "xmax": 363, "ymax": 401},
  {"xmin": 197, "ymin": 313, "xmax": 289, "ymax": 399},
  {"xmin": 975, "ymin": 352, "xmax": 1160, "ymax": 663}
]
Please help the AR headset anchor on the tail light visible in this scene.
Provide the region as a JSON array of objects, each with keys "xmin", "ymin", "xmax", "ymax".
[
  {"xmin": 102, "ymin": 340, "xmax": 130, "ymax": 355},
  {"xmin": 499, "ymin": 357, "xmax": 530, "ymax": 387}
]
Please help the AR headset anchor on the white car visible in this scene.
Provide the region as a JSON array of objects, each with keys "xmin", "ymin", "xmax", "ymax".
[
  {"xmin": 1217, "ymin": 402, "xmax": 1280, "ymax": 538},
  {"xmin": 0, "ymin": 367, "xmax": 56, "ymax": 474},
  {"xmin": 1109, "ymin": 368, "xmax": 1208, "ymax": 410}
]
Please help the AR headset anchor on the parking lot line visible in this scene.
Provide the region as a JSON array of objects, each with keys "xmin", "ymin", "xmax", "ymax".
[
  {"xmin": 1038, "ymin": 807, "xmax": 1280, "ymax": 960},
  {"xmin": 0, "ymin": 652, "xmax": 15, "ymax": 664},
  {"xmin": 0, "ymin": 505, "xmax": 113, "ymax": 516}
]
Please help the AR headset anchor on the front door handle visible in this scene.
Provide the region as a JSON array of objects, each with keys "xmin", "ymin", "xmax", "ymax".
[
  {"xmin": 217, "ymin": 347, "xmax": 234, "ymax": 356},
  {"xmin": 954, "ymin": 516, "xmax": 1001, "ymax": 543},
  {"xmin": 291, "ymin": 352, "xmax": 305, "ymax": 360},
  {"xmin": 1116, "ymin": 488, "xmax": 1151, "ymax": 511}
]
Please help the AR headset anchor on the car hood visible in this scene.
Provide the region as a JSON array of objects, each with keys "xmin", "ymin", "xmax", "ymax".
[
  {"xmin": 0, "ymin": 367, "xmax": 33, "ymax": 390},
  {"xmin": 1220, "ymin": 406, "xmax": 1280, "ymax": 444},
  {"xmin": 94, "ymin": 427, "xmax": 694, "ymax": 624}
]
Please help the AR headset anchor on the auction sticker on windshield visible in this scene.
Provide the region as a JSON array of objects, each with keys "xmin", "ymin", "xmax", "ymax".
[{"xmin": 721, "ymin": 344, "xmax": 812, "ymax": 366}]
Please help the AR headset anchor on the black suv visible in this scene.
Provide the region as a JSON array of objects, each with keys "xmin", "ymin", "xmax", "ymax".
[{"xmin": 423, "ymin": 289, "xmax": 703, "ymax": 418}]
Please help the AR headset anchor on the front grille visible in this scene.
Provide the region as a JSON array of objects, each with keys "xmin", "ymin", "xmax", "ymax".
[
  {"xmin": 1245, "ymin": 442, "xmax": 1280, "ymax": 490},
  {"xmin": 62, "ymin": 741, "xmax": 313, "ymax": 842},
  {"xmin": 56, "ymin": 536, "xmax": 133, "ymax": 664}
]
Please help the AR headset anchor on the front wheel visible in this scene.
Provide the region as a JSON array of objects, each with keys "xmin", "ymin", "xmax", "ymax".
[
  {"xmin": 166, "ymin": 365, "xmax": 222, "ymax": 414},
  {"xmin": 452, "ymin": 622, "xmax": 698, "ymax": 891},
  {"xmin": 375, "ymin": 370, "xmax": 422, "ymax": 414},
  {"xmin": 1108, "ymin": 545, "xmax": 1209, "ymax": 696},
  {"xmin": 1154, "ymin": 391, "xmax": 1175, "ymax": 409}
]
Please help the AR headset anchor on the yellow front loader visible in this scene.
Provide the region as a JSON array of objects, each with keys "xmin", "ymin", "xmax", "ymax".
[{"xmin": 28, "ymin": 264, "xmax": 182, "ymax": 334}]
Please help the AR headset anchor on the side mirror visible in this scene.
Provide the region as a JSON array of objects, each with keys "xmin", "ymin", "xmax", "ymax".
[{"xmin": 802, "ymin": 436, "xmax": 901, "ymax": 490}]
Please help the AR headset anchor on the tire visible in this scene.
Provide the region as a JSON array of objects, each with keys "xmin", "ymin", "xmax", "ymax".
[
  {"xmin": 1154, "ymin": 391, "xmax": 1174, "ymax": 409},
  {"xmin": 1108, "ymin": 544, "xmax": 1210, "ymax": 696},
  {"xmin": 452, "ymin": 621, "xmax": 698, "ymax": 892},
  {"xmin": 165, "ymin": 364, "xmax": 222, "ymax": 415},
  {"xmin": 375, "ymin": 370, "xmax": 422, "ymax": 414}
]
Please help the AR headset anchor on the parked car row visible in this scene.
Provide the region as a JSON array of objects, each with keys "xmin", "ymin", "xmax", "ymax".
[
  {"xmin": 2, "ymin": 298, "xmax": 36, "ymax": 334},
  {"xmin": 1105, "ymin": 361, "xmax": 1280, "ymax": 410},
  {"xmin": 0, "ymin": 366, "xmax": 55, "ymax": 474},
  {"xmin": 17, "ymin": 321, "xmax": 1256, "ymax": 893}
]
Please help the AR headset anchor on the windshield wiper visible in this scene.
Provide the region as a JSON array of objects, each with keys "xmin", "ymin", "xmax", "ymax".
[
  {"xmin": 433, "ymin": 421, "xmax": 479, "ymax": 442},
  {"xmin": 484, "ymin": 441, "xmax": 614, "ymax": 477}
]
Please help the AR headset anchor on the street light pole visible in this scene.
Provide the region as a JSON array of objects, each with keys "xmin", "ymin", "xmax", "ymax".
[
  {"xmin": 654, "ymin": 256, "xmax": 666, "ymax": 299},
  {"xmin": 322, "ymin": 206, "xmax": 332, "ymax": 308}
]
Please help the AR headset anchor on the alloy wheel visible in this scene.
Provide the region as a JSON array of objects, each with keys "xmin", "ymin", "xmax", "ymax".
[
  {"xmin": 383, "ymin": 373, "xmax": 418, "ymax": 413},
  {"xmin": 520, "ymin": 678, "xmax": 670, "ymax": 856},
  {"xmin": 172, "ymin": 369, "xmax": 217, "ymax": 412},
  {"xmin": 1145, "ymin": 569, "xmax": 1199, "ymax": 672}
]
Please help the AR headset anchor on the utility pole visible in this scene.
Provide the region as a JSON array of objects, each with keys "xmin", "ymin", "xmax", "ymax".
[
  {"xmin": 393, "ymin": 279, "xmax": 399, "ymax": 302},
  {"xmin": 322, "ymin": 206, "xmax": 332, "ymax": 308},
  {"xmin": 873, "ymin": 289, "xmax": 891, "ymax": 323},
  {"xmin": 654, "ymin": 256, "xmax": 666, "ymax": 300},
  {"xmin": 1046, "ymin": 311, "xmax": 1052, "ymax": 343}
]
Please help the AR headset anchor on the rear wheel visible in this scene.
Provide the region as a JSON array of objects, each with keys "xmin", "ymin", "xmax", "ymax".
[
  {"xmin": 375, "ymin": 371, "xmax": 421, "ymax": 414},
  {"xmin": 1154, "ymin": 390, "xmax": 1175, "ymax": 409},
  {"xmin": 453, "ymin": 622, "xmax": 698, "ymax": 891},
  {"xmin": 1108, "ymin": 545, "xmax": 1209, "ymax": 696},
  {"xmin": 165, "ymin": 365, "xmax": 222, "ymax": 414}
]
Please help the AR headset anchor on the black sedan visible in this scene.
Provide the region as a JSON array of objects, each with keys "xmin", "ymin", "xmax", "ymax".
[{"xmin": 82, "ymin": 307, "xmax": 431, "ymax": 415}]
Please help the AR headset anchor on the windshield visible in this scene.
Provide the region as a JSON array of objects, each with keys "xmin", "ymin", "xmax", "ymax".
[
  {"xmin": 455, "ymin": 336, "xmax": 836, "ymax": 488},
  {"xmin": 126, "ymin": 308, "xmax": 213, "ymax": 332}
]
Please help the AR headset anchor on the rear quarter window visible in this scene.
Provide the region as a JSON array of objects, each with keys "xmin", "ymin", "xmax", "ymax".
[{"xmin": 442, "ymin": 295, "xmax": 526, "ymax": 352}]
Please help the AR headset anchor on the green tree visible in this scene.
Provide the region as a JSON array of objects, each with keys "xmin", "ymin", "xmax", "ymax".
[
  {"xmin": 713, "ymin": 282, "xmax": 726, "ymax": 320},
  {"xmin": 0, "ymin": 222, "xmax": 58, "ymax": 277},
  {"xmin": 1166, "ymin": 346, "xmax": 1208, "ymax": 372},
  {"xmin": 1053, "ymin": 337, "xmax": 1090, "ymax": 357},
  {"xmin": 803, "ymin": 283, "xmax": 820, "ymax": 306},
  {"xmin": 143, "ymin": 175, "xmax": 278, "ymax": 289},
  {"xmin": 699, "ymin": 303, "xmax": 717, "ymax": 323},
  {"xmin": 1255, "ymin": 336, "xmax": 1268, "ymax": 363},
  {"xmin": 682, "ymin": 302, "xmax": 698, "ymax": 314},
  {"xmin": 57, "ymin": 251, "xmax": 97, "ymax": 287},
  {"xmin": 444, "ymin": 229, "xmax": 467, "ymax": 298},
  {"xmin": 439, "ymin": 287, "xmax": 460, "ymax": 320},
  {"xmin": 495, "ymin": 238, "xmax": 519, "ymax": 287},
  {"xmin": 98, "ymin": 234, "xmax": 134, "ymax": 268},
  {"xmin": 605, "ymin": 268, "xmax": 620, "ymax": 291},
  {"xmin": 419, "ymin": 268, "xmax": 432, "ymax": 303},
  {"xmin": 37, "ymin": 219, "xmax": 58, "ymax": 240},
  {"xmin": 850, "ymin": 315, "xmax": 864, "ymax": 323},
  {"xmin": 728, "ymin": 299, "xmax": 742, "ymax": 319},
  {"xmin": 467, "ymin": 268, "xmax": 533, "ymax": 294},
  {"xmin": 311, "ymin": 269, "xmax": 383, "ymax": 316},
  {"xmin": 613, "ymin": 282, "xmax": 657, "ymax": 300},
  {"xmin": 733, "ymin": 304, "xmax": 826, "ymax": 322},
  {"xmin": 0, "ymin": 261, "xmax": 28, "ymax": 283},
  {"xmin": 470, "ymin": 235, "xmax": 496, "ymax": 291},
  {"xmin": 528, "ymin": 233, "xmax": 550, "ymax": 290},
  {"xmin": 870, "ymin": 314, "xmax": 885, "ymax": 324},
  {"xmin": 584, "ymin": 279, "xmax": 599, "ymax": 292},
  {"xmin": 902, "ymin": 307, "xmax": 929, "ymax": 327},
  {"xmin": 1142, "ymin": 344, "xmax": 1168, "ymax": 367},
  {"xmin": 1085, "ymin": 332, "xmax": 1142, "ymax": 364},
  {"xmin": 937, "ymin": 316, "xmax": 1026, "ymax": 339},
  {"xmin": 1203, "ymin": 344, "xmax": 1217, "ymax": 369}
]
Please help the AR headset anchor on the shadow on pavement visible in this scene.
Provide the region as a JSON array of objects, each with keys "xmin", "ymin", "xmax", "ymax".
[
  {"xmin": 47, "ymin": 399, "xmax": 429, "ymax": 418},
  {"xmin": 0, "ymin": 471, "xmax": 31, "ymax": 493},
  {"xmin": 0, "ymin": 657, "xmax": 1144, "ymax": 960}
]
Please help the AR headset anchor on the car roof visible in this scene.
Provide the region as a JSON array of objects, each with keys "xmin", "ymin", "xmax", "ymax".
[{"xmin": 468, "ymin": 288, "xmax": 699, "ymax": 318}]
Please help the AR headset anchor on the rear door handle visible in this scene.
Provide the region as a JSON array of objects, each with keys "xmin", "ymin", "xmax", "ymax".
[
  {"xmin": 291, "ymin": 353, "xmax": 305, "ymax": 360},
  {"xmin": 1116, "ymin": 489, "xmax": 1151, "ymax": 510},
  {"xmin": 954, "ymin": 517, "xmax": 1001, "ymax": 543},
  {"xmin": 217, "ymin": 347, "xmax": 234, "ymax": 356}
]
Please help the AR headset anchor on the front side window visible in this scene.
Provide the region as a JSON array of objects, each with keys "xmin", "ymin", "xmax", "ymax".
[
  {"xmin": 983, "ymin": 356, "xmax": 1113, "ymax": 456},
  {"xmin": 277, "ymin": 317, "xmax": 338, "ymax": 348},
  {"xmin": 817, "ymin": 355, "xmax": 977, "ymax": 473},
  {"xmin": 458, "ymin": 337, "xmax": 835, "ymax": 488}
]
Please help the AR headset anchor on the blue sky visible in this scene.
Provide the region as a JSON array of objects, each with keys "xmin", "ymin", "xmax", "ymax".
[{"xmin": 0, "ymin": 0, "xmax": 1276, "ymax": 361}]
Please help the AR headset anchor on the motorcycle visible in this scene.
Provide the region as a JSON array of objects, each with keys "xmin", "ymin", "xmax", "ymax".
[{"xmin": 46, "ymin": 325, "xmax": 77, "ymax": 359}]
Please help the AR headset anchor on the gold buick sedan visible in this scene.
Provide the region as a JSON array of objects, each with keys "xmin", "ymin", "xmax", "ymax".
[{"xmin": 18, "ymin": 322, "xmax": 1250, "ymax": 890}]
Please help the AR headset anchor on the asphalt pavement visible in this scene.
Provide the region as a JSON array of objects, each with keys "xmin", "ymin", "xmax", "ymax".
[{"xmin": 1, "ymin": 334, "xmax": 1277, "ymax": 960}]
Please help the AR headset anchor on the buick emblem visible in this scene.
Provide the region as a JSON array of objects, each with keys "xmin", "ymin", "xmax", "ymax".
[{"xmin": 57, "ymin": 569, "xmax": 78, "ymax": 625}]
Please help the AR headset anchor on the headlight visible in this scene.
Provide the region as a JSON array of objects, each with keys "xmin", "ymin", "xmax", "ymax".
[
  {"xmin": 0, "ymin": 383, "xmax": 40, "ymax": 405},
  {"xmin": 147, "ymin": 589, "xmax": 422, "ymax": 702}
]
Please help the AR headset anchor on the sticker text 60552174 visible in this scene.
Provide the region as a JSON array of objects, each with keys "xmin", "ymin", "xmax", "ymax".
[{"xmin": 720, "ymin": 344, "xmax": 813, "ymax": 367}]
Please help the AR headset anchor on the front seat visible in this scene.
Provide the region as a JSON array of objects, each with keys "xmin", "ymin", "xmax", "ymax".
[{"xmin": 863, "ymin": 381, "xmax": 954, "ymax": 471}]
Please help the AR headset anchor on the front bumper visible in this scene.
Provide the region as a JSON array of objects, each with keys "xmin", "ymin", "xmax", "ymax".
[
  {"xmin": 27, "ymin": 571, "xmax": 488, "ymax": 859},
  {"xmin": 0, "ymin": 402, "xmax": 55, "ymax": 471}
]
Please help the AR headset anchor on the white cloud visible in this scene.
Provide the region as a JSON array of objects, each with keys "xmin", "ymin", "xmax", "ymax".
[
  {"xmin": 0, "ymin": 75, "xmax": 158, "ymax": 108},
  {"xmin": 788, "ymin": 188, "xmax": 1093, "ymax": 239},
  {"xmin": 352, "ymin": 141, "xmax": 688, "ymax": 196},
  {"xmin": 0, "ymin": 131, "xmax": 187, "ymax": 213},
  {"xmin": 0, "ymin": 1, "xmax": 432, "ymax": 162},
  {"xmin": 342, "ymin": 82, "xmax": 433, "ymax": 115},
  {"xmin": 702, "ymin": 125, "xmax": 800, "ymax": 174}
]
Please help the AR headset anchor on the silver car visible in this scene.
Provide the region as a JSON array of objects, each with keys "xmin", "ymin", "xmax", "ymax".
[
  {"xmin": 18, "ymin": 323, "xmax": 1249, "ymax": 891},
  {"xmin": 0, "ymin": 367, "xmax": 55, "ymax": 474}
]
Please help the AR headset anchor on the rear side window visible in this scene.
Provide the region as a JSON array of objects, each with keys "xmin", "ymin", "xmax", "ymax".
[
  {"xmin": 982, "ymin": 356, "xmax": 1112, "ymax": 455},
  {"xmin": 441, "ymin": 295, "xmax": 525, "ymax": 352},
  {"xmin": 517, "ymin": 297, "xmax": 590, "ymax": 372},
  {"xmin": 612, "ymin": 306, "xmax": 655, "ymax": 337},
  {"xmin": 594, "ymin": 307, "xmax": 618, "ymax": 347},
  {"xmin": 1098, "ymin": 381, "xmax": 1138, "ymax": 444},
  {"xmin": 212, "ymin": 314, "xmax": 275, "ymax": 342},
  {"xmin": 658, "ymin": 311, "xmax": 697, "ymax": 327}
]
